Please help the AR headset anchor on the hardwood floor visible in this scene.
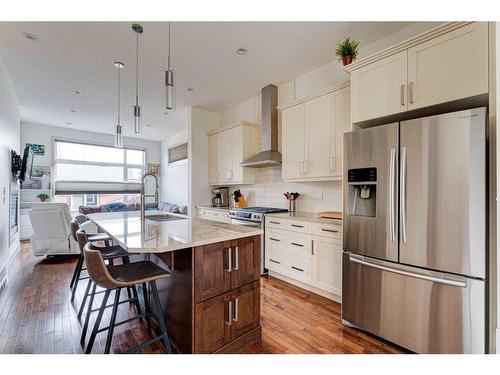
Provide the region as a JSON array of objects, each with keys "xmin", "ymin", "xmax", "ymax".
[{"xmin": 0, "ymin": 241, "xmax": 405, "ymax": 354}]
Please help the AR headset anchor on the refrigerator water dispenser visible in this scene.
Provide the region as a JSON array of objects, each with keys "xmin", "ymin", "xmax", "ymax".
[{"xmin": 347, "ymin": 168, "xmax": 377, "ymax": 218}]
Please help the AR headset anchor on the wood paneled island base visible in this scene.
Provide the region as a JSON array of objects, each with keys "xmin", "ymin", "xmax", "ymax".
[{"xmin": 151, "ymin": 235, "xmax": 262, "ymax": 354}]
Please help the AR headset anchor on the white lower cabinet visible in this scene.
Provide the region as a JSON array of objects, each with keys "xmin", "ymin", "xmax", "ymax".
[
  {"xmin": 265, "ymin": 217, "xmax": 342, "ymax": 299},
  {"xmin": 312, "ymin": 237, "xmax": 342, "ymax": 296}
]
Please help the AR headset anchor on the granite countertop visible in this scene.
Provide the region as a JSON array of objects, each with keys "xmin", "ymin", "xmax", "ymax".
[
  {"xmin": 87, "ymin": 210, "xmax": 262, "ymax": 254},
  {"xmin": 265, "ymin": 211, "xmax": 343, "ymax": 225}
]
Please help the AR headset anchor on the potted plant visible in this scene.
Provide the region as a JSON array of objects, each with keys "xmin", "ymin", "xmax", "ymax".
[
  {"xmin": 336, "ymin": 37, "xmax": 360, "ymax": 66},
  {"xmin": 37, "ymin": 193, "xmax": 49, "ymax": 202}
]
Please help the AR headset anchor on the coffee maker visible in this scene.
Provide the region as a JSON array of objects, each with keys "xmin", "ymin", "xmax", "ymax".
[{"xmin": 212, "ymin": 187, "xmax": 229, "ymax": 207}]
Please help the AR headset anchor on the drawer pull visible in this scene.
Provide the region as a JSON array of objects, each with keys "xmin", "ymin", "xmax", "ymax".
[
  {"xmin": 291, "ymin": 266, "xmax": 304, "ymax": 272},
  {"xmin": 269, "ymin": 221, "xmax": 281, "ymax": 225},
  {"xmin": 291, "ymin": 242, "xmax": 304, "ymax": 247},
  {"xmin": 226, "ymin": 247, "xmax": 232, "ymax": 272},
  {"xmin": 233, "ymin": 298, "xmax": 239, "ymax": 322},
  {"xmin": 233, "ymin": 246, "xmax": 239, "ymax": 270},
  {"xmin": 269, "ymin": 259, "xmax": 281, "ymax": 264},
  {"xmin": 269, "ymin": 238, "xmax": 280, "ymax": 242},
  {"xmin": 225, "ymin": 300, "xmax": 233, "ymax": 326},
  {"xmin": 321, "ymin": 228, "xmax": 339, "ymax": 233},
  {"xmin": 291, "ymin": 224, "xmax": 304, "ymax": 228}
]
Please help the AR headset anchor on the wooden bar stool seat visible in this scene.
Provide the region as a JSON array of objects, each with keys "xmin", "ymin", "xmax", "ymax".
[{"xmin": 83, "ymin": 243, "xmax": 172, "ymax": 354}]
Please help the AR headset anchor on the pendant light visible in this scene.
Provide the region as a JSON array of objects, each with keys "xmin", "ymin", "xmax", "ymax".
[
  {"xmin": 132, "ymin": 23, "xmax": 143, "ymax": 133},
  {"xmin": 114, "ymin": 61, "xmax": 125, "ymax": 148},
  {"xmin": 165, "ymin": 22, "xmax": 175, "ymax": 111}
]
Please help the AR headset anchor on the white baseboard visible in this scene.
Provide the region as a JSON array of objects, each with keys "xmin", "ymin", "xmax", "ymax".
[{"xmin": 496, "ymin": 329, "xmax": 500, "ymax": 353}]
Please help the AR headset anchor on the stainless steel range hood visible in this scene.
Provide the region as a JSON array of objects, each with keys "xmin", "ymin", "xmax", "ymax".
[{"xmin": 240, "ymin": 84, "xmax": 282, "ymax": 168}]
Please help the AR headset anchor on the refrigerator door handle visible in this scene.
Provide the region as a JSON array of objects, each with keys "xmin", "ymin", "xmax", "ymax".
[
  {"xmin": 389, "ymin": 148, "xmax": 397, "ymax": 242},
  {"xmin": 400, "ymin": 146, "xmax": 407, "ymax": 243},
  {"xmin": 349, "ymin": 254, "xmax": 467, "ymax": 288}
]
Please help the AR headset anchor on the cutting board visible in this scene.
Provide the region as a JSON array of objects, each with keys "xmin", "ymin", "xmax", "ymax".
[{"xmin": 317, "ymin": 211, "xmax": 343, "ymax": 220}]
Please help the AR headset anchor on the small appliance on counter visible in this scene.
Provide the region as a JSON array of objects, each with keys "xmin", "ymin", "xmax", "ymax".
[
  {"xmin": 211, "ymin": 187, "xmax": 229, "ymax": 207},
  {"xmin": 232, "ymin": 189, "xmax": 247, "ymax": 208}
]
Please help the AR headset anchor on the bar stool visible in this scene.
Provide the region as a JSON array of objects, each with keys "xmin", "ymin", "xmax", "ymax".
[
  {"xmin": 83, "ymin": 243, "xmax": 172, "ymax": 354},
  {"xmin": 75, "ymin": 229, "xmax": 143, "ymax": 345},
  {"xmin": 69, "ymin": 218, "xmax": 113, "ymax": 300}
]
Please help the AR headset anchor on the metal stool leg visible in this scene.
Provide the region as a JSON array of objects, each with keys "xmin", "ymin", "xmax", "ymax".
[
  {"xmin": 85, "ymin": 289, "xmax": 111, "ymax": 354},
  {"xmin": 81, "ymin": 282, "xmax": 97, "ymax": 346},
  {"xmin": 142, "ymin": 283, "xmax": 152, "ymax": 335},
  {"xmin": 70, "ymin": 255, "xmax": 83, "ymax": 288},
  {"xmin": 150, "ymin": 281, "xmax": 171, "ymax": 354},
  {"xmin": 71, "ymin": 256, "xmax": 84, "ymax": 301},
  {"xmin": 131, "ymin": 285, "xmax": 142, "ymax": 318},
  {"xmin": 78, "ymin": 279, "xmax": 92, "ymax": 320},
  {"xmin": 104, "ymin": 288, "xmax": 121, "ymax": 354}
]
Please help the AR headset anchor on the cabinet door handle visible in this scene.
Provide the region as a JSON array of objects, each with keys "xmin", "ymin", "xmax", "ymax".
[
  {"xmin": 225, "ymin": 300, "xmax": 233, "ymax": 326},
  {"xmin": 330, "ymin": 156, "xmax": 335, "ymax": 173},
  {"xmin": 291, "ymin": 242, "xmax": 304, "ymax": 247},
  {"xmin": 269, "ymin": 259, "xmax": 281, "ymax": 264},
  {"xmin": 400, "ymin": 84, "xmax": 405, "ymax": 106},
  {"xmin": 321, "ymin": 228, "xmax": 339, "ymax": 233},
  {"xmin": 233, "ymin": 298, "xmax": 239, "ymax": 322},
  {"xmin": 291, "ymin": 266, "xmax": 304, "ymax": 272},
  {"xmin": 269, "ymin": 237, "xmax": 280, "ymax": 242},
  {"xmin": 291, "ymin": 224, "xmax": 304, "ymax": 228},
  {"xmin": 312, "ymin": 241, "xmax": 314, "ymax": 255},
  {"xmin": 233, "ymin": 246, "xmax": 239, "ymax": 270},
  {"xmin": 269, "ymin": 221, "xmax": 281, "ymax": 225},
  {"xmin": 409, "ymin": 82, "xmax": 414, "ymax": 104},
  {"xmin": 226, "ymin": 247, "xmax": 232, "ymax": 272}
]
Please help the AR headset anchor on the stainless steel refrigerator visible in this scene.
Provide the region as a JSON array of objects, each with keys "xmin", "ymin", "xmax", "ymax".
[{"xmin": 342, "ymin": 108, "xmax": 487, "ymax": 354}]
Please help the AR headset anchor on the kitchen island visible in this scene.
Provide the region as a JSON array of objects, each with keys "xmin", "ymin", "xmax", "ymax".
[{"xmin": 87, "ymin": 211, "xmax": 263, "ymax": 354}]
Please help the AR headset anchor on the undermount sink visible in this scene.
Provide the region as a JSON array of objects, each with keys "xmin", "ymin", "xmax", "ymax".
[{"xmin": 145, "ymin": 214, "xmax": 187, "ymax": 222}]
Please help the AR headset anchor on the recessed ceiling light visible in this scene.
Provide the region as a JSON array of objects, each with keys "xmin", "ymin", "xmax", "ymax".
[
  {"xmin": 236, "ymin": 48, "xmax": 248, "ymax": 55},
  {"xmin": 114, "ymin": 61, "xmax": 125, "ymax": 69},
  {"xmin": 66, "ymin": 122, "xmax": 73, "ymax": 125},
  {"xmin": 187, "ymin": 88, "xmax": 194, "ymax": 92},
  {"xmin": 72, "ymin": 90, "xmax": 82, "ymax": 95},
  {"xmin": 22, "ymin": 32, "xmax": 37, "ymax": 41}
]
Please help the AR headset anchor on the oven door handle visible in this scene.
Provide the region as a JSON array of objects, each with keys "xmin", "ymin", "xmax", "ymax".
[{"xmin": 230, "ymin": 218, "xmax": 260, "ymax": 227}]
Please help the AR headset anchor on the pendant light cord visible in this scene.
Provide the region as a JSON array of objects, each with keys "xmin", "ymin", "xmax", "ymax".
[
  {"xmin": 135, "ymin": 31, "xmax": 139, "ymax": 105},
  {"xmin": 167, "ymin": 22, "xmax": 171, "ymax": 70},
  {"xmin": 117, "ymin": 66, "xmax": 121, "ymax": 125}
]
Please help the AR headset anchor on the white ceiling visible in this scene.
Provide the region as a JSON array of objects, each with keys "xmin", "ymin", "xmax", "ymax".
[{"xmin": 0, "ymin": 22, "xmax": 413, "ymax": 140}]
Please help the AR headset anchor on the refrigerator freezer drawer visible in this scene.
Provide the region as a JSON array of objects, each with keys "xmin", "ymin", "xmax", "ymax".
[{"xmin": 342, "ymin": 253, "xmax": 485, "ymax": 353}]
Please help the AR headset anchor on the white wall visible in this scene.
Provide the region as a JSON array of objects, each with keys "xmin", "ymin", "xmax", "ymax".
[
  {"xmin": 161, "ymin": 128, "xmax": 189, "ymax": 207},
  {"xmin": 190, "ymin": 107, "xmax": 220, "ymax": 216},
  {"xmin": 214, "ymin": 22, "xmax": 444, "ymax": 213},
  {"xmin": 0, "ymin": 56, "xmax": 20, "ymax": 281}
]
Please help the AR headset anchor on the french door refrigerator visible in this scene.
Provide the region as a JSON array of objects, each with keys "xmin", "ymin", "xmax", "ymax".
[{"xmin": 342, "ymin": 107, "xmax": 487, "ymax": 354}]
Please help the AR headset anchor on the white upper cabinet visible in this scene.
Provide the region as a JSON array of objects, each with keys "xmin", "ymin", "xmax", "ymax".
[
  {"xmin": 407, "ymin": 22, "xmax": 488, "ymax": 110},
  {"xmin": 304, "ymin": 94, "xmax": 332, "ymax": 178},
  {"xmin": 282, "ymin": 103, "xmax": 306, "ymax": 180},
  {"xmin": 351, "ymin": 51, "xmax": 408, "ymax": 123},
  {"xmin": 281, "ymin": 82, "xmax": 351, "ymax": 182},
  {"xmin": 347, "ymin": 22, "xmax": 489, "ymax": 124},
  {"xmin": 208, "ymin": 122, "xmax": 257, "ymax": 185},
  {"xmin": 330, "ymin": 87, "xmax": 351, "ymax": 177}
]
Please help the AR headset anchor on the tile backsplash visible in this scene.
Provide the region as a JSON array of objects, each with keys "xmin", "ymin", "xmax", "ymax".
[{"xmin": 226, "ymin": 167, "xmax": 343, "ymax": 212}]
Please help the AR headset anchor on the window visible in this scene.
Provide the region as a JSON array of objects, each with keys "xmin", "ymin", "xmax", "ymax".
[
  {"xmin": 53, "ymin": 140, "xmax": 146, "ymax": 195},
  {"xmin": 168, "ymin": 143, "xmax": 188, "ymax": 164},
  {"xmin": 54, "ymin": 193, "xmax": 140, "ymax": 213}
]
